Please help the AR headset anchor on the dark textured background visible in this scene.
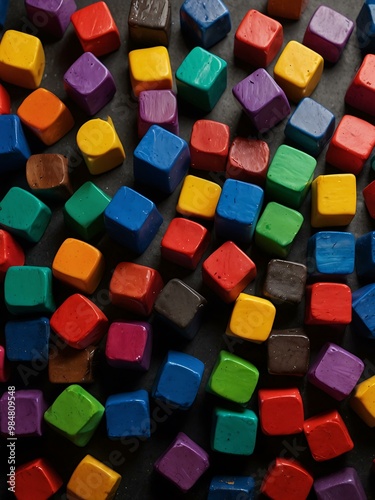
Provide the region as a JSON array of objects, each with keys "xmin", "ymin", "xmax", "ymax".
[{"xmin": 1, "ymin": 1, "xmax": 375, "ymax": 499}]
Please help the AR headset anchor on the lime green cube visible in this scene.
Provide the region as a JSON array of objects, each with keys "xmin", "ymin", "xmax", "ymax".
[
  {"xmin": 44, "ymin": 384, "xmax": 104, "ymax": 447},
  {"xmin": 266, "ymin": 145, "xmax": 317, "ymax": 208},
  {"xmin": 211, "ymin": 407, "xmax": 258, "ymax": 455}
]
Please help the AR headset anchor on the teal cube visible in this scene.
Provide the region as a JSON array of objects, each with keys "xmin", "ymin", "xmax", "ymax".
[
  {"xmin": 266, "ymin": 145, "xmax": 317, "ymax": 208},
  {"xmin": 0, "ymin": 186, "xmax": 51, "ymax": 242},
  {"xmin": 211, "ymin": 407, "xmax": 258, "ymax": 455},
  {"xmin": 176, "ymin": 46, "xmax": 227, "ymax": 112},
  {"xmin": 64, "ymin": 181, "xmax": 111, "ymax": 240},
  {"xmin": 4, "ymin": 266, "xmax": 55, "ymax": 315}
]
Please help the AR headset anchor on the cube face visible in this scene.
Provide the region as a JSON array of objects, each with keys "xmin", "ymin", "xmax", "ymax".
[
  {"xmin": 48, "ymin": 345, "xmax": 98, "ymax": 384},
  {"xmin": 25, "ymin": 0, "xmax": 77, "ymax": 37},
  {"xmin": 267, "ymin": 329, "xmax": 310, "ymax": 376},
  {"xmin": 0, "ymin": 345, "xmax": 10, "ymax": 382},
  {"xmin": 356, "ymin": 231, "xmax": 375, "ymax": 279},
  {"xmin": 5, "ymin": 317, "xmax": 50, "ymax": 362},
  {"xmin": 308, "ymin": 231, "xmax": 355, "ymax": 276},
  {"xmin": 314, "ymin": 467, "xmax": 367, "ymax": 500},
  {"xmin": 352, "ymin": 284, "xmax": 375, "ymax": 339},
  {"xmin": 128, "ymin": 0, "xmax": 171, "ymax": 47},
  {"xmin": 0, "ymin": 389, "xmax": 46, "ymax": 437},
  {"xmin": 133, "ymin": 125, "xmax": 190, "ymax": 193},
  {"xmin": 258, "ymin": 388, "xmax": 304, "ymax": 435},
  {"xmin": 284, "ymin": 97, "xmax": 335, "ymax": 157},
  {"xmin": 177, "ymin": 174, "xmax": 222, "ymax": 220},
  {"xmin": 0, "ymin": 115, "xmax": 31, "ymax": 174},
  {"xmin": 154, "ymin": 432, "xmax": 210, "ymax": 492},
  {"xmin": 190, "ymin": 119, "xmax": 230, "ymax": 172},
  {"xmin": 232, "ymin": 68, "xmax": 290, "ymax": 132},
  {"xmin": 129, "ymin": 46, "xmax": 172, "ymax": 97},
  {"xmin": 105, "ymin": 321, "xmax": 152, "ymax": 370},
  {"xmin": 234, "ymin": 9, "xmax": 283, "ymax": 67},
  {"xmin": 356, "ymin": 3, "xmax": 375, "ymax": 53},
  {"xmin": 0, "ymin": 229, "xmax": 25, "ymax": 281},
  {"xmin": 267, "ymin": 0, "xmax": 308, "ymax": 20},
  {"xmin": 263, "ymin": 259, "xmax": 307, "ymax": 305},
  {"xmin": 212, "ymin": 408, "xmax": 258, "ymax": 455},
  {"xmin": 305, "ymin": 283, "xmax": 352, "ymax": 326},
  {"xmin": 346, "ymin": 54, "xmax": 375, "ymax": 116},
  {"xmin": 26, "ymin": 154, "xmax": 72, "ymax": 201},
  {"xmin": 138, "ymin": 89, "xmax": 178, "ymax": 138},
  {"xmin": 261, "ymin": 458, "xmax": 313, "ymax": 500},
  {"xmin": 363, "ymin": 180, "xmax": 375, "ymax": 219},
  {"xmin": 105, "ymin": 390, "xmax": 150, "ymax": 438},
  {"xmin": 350, "ymin": 375, "xmax": 375, "ymax": 427},
  {"xmin": 176, "ymin": 47, "xmax": 227, "ymax": 112},
  {"xmin": 274, "ymin": 41, "xmax": 324, "ymax": 102},
  {"xmin": 266, "ymin": 145, "xmax": 317, "ymax": 208},
  {"xmin": 15, "ymin": 458, "xmax": 63, "ymax": 500},
  {"xmin": 226, "ymin": 138, "xmax": 270, "ymax": 185},
  {"xmin": 207, "ymin": 350, "xmax": 259, "ymax": 404},
  {"xmin": 215, "ymin": 179, "xmax": 264, "ymax": 245},
  {"xmin": 208, "ymin": 476, "xmax": 255, "ymax": 500}
]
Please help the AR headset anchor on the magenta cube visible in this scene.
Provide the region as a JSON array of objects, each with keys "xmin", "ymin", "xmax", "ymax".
[
  {"xmin": 105, "ymin": 321, "xmax": 152, "ymax": 370},
  {"xmin": 63, "ymin": 52, "xmax": 116, "ymax": 115},
  {"xmin": 314, "ymin": 467, "xmax": 367, "ymax": 500},
  {"xmin": 307, "ymin": 342, "xmax": 364, "ymax": 401},
  {"xmin": 25, "ymin": 0, "xmax": 77, "ymax": 38},
  {"xmin": 303, "ymin": 6, "xmax": 354, "ymax": 64},
  {"xmin": 232, "ymin": 68, "xmax": 290, "ymax": 133},
  {"xmin": 138, "ymin": 89, "xmax": 178, "ymax": 138},
  {"xmin": 0, "ymin": 389, "xmax": 47, "ymax": 437},
  {"xmin": 154, "ymin": 432, "xmax": 210, "ymax": 492}
]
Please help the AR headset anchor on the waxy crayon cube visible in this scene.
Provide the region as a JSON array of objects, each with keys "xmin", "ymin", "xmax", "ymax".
[
  {"xmin": 211, "ymin": 407, "xmax": 258, "ymax": 455},
  {"xmin": 15, "ymin": 458, "xmax": 63, "ymax": 500},
  {"xmin": 356, "ymin": 231, "xmax": 375, "ymax": 280},
  {"xmin": 0, "ymin": 229, "xmax": 25, "ymax": 281},
  {"xmin": 352, "ymin": 283, "xmax": 375, "ymax": 339},
  {"xmin": 106, "ymin": 390, "xmax": 150, "ymax": 438},
  {"xmin": 190, "ymin": 119, "xmax": 230, "ymax": 172},
  {"xmin": 346, "ymin": 53, "xmax": 375, "ymax": 116},
  {"xmin": 176, "ymin": 174, "xmax": 222, "ymax": 220},
  {"xmin": 128, "ymin": 0, "xmax": 171, "ymax": 47},
  {"xmin": 0, "ymin": 0, "xmax": 9, "ymax": 29},
  {"xmin": 267, "ymin": 329, "xmax": 310, "ymax": 376},
  {"xmin": 356, "ymin": 3, "xmax": 375, "ymax": 54},
  {"xmin": 267, "ymin": 0, "xmax": 308, "ymax": 20},
  {"xmin": 0, "ymin": 115, "xmax": 30, "ymax": 174},
  {"xmin": 129, "ymin": 46, "xmax": 172, "ymax": 98},
  {"xmin": 314, "ymin": 467, "xmax": 367, "ymax": 500},
  {"xmin": 138, "ymin": 89, "xmax": 178, "ymax": 138},
  {"xmin": 26, "ymin": 154, "xmax": 72, "ymax": 201},
  {"xmin": 105, "ymin": 321, "xmax": 152, "ymax": 370},
  {"xmin": 263, "ymin": 259, "xmax": 307, "ymax": 306},
  {"xmin": 307, "ymin": 231, "xmax": 355, "ymax": 276},
  {"xmin": 48, "ymin": 345, "xmax": 98, "ymax": 384},
  {"xmin": 0, "ymin": 389, "xmax": 47, "ymax": 437},
  {"xmin": 305, "ymin": 282, "xmax": 352, "ymax": 326},
  {"xmin": 258, "ymin": 388, "xmax": 304, "ymax": 435},
  {"xmin": 0, "ymin": 83, "xmax": 10, "ymax": 114},
  {"xmin": 226, "ymin": 138, "xmax": 270, "ymax": 185},
  {"xmin": 25, "ymin": 0, "xmax": 77, "ymax": 38},
  {"xmin": 5, "ymin": 317, "xmax": 50, "ymax": 362},
  {"xmin": 208, "ymin": 476, "xmax": 255, "ymax": 500},
  {"xmin": 261, "ymin": 458, "xmax": 313, "ymax": 500},
  {"xmin": 350, "ymin": 375, "xmax": 375, "ymax": 427},
  {"xmin": 363, "ymin": 180, "xmax": 375, "ymax": 219}
]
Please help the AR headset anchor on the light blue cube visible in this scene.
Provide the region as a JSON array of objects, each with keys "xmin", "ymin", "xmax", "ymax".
[
  {"xmin": 133, "ymin": 125, "xmax": 190, "ymax": 194},
  {"xmin": 307, "ymin": 231, "xmax": 355, "ymax": 276},
  {"xmin": 104, "ymin": 186, "xmax": 163, "ymax": 254},
  {"xmin": 208, "ymin": 476, "xmax": 255, "ymax": 500},
  {"xmin": 5, "ymin": 317, "xmax": 50, "ymax": 362},
  {"xmin": 352, "ymin": 284, "xmax": 375, "ymax": 339},
  {"xmin": 105, "ymin": 389, "xmax": 150, "ymax": 439},
  {"xmin": 356, "ymin": 231, "xmax": 375, "ymax": 279},
  {"xmin": 0, "ymin": 115, "xmax": 31, "ymax": 173}
]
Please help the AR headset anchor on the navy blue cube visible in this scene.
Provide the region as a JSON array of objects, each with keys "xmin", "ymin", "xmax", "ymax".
[
  {"xmin": 104, "ymin": 186, "xmax": 163, "ymax": 254},
  {"xmin": 152, "ymin": 350, "xmax": 204, "ymax": 409},
  {"xmin": 356, "ymin": 2, "xmax": 375, "ymax": 52},
  {"xmin": 356, "ymin": 231, "xmax": 375, "ymax": 279},
  {"xmin": 307, "ymin": 231, "xmax": 355, "ymax": 276},
  {"xmin": 215, "ymin": 179, "xmax": 264, "ymax": 246},
  {"xmin": 5, "ymin": 317, "xmax": 50, "ymax": 362},
  {"xmin": 0, "ymin": 0, "xmax": 9, "ymax": 28},
  {"xmin": 133, "ymin": 125, "xmax": 190, "ymax": 194},
  {"xmin": 0, "ymin": 115, "xmax": 31, "ymax": 174},
  {"xmin": 180, "ymin": 0, "xmax": 231, "ymax": 49},
  {"xmin": 105, "ymin": 389, "xmax": 150, "ymax": 439},
  {"xmin": 284, "ymin": 98, "xmax": 335, "ymax": 157},
  {"xmin": 352, "ymin": 284, "xmax": 375, "ymax": 339},
  {"xmin": 208, "ymin": 476, "xmax": 255, "ymax": 499}
]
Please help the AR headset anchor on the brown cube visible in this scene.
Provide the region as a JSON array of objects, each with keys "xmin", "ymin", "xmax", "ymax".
[{"xmin": 26, "ymin": 153, "xmax": 73, "ymax": 201}]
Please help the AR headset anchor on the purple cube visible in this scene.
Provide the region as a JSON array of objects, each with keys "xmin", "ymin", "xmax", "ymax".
[
  {"xmin": 0, "ymin": 389, "xmax": 47, "ymax": 437},
  {"xmin": 154, "ymin": 432, "xmax": 210, "ymax": 492},
  {"xmin": 25, "ymin": 0, "xmax": 77, "ymax": 38},
  {"xmin": 307, "ymin": 342, "xmax": 364, "ymax": 401},
  {"xmin": 232, "ymin": 68, "xmax": 290, "ymax": 133},
  {"xmin": 63, "ymin": 52, "xmax": 116, "ymax": 116},
  {"xmin": 314, "ymin": 467, "xmax": 367, "ymax": 500},
  {"xmin": 303, "ymin": 6, "xmax": 354, "ymax": 64},
  {"xmin": 138, "ymin": 90, "xmax": 178, "ymax": 138}
]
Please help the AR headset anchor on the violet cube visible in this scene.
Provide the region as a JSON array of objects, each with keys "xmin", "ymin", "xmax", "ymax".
[
  {"xmin": 154, "ymin": 431, "xmax": 210, "ymax": 492},
  {"xmin": 307, "ymin": 342, "xmax": 364, "ymax": 401},
  {"xmin": 25, "ymin": 0, "xmax": 77, "ymax": 38},
  {"xmin": 314, "ymin": 467, "xmax": 367, "ymax": 500},
  {"xmin": 138, "ymin": 90, "xmax": 178, "ymax": 138},
  {"xmin": 232, "ymin": 68, "xmax": 290, "ymax": 133},
  {"xmin": 0, "ymin": 389, "xmax": 47, "ymax": 437},
  {"xmin": 63, "ymin": 52, "xmax": 116, "ymax": 116},
  {"xmin": 303, "ymin": 6, "xmax": 354, "ymax": 64},
  {"xmin": 105, "ymin": 321, "xmax": 152, "ymax": 370}
]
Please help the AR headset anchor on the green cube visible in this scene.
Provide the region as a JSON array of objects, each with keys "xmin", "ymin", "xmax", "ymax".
[
  {"xmin": 266, "ymin": 145, "xmax": 317, "ymax": 208},
  {"xmin": 4, "ymin": 266, "xmax": 55, "ymax": 315},
  {"xmin": 176, "ymin": 46, "xmax": 227, "ymax": 112},
  {"xmin": 211, "ymin": 407, "xmax": 258, "ymax": 455},
  {"xmin": 0, "ymin": 186, "xmax": 51, "ymax": 242},
  {"xmin": 44, "ymin": 384, "xmax": 104, "ymax": 447},
  {"xmin": 206, "ymin": 350, "xmax": 259, "ymax": 404},
  {"xmin": 64, "ymin": 181, "xmax": 111, "ymax": 240},
  {"xmin": 255, "ymin": 202, "xmax": 304, "ymax": 258}
]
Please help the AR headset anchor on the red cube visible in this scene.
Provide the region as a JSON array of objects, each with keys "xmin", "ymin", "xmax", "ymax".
[
  {"xmin": 109, "ymin": 262, "xmax": 163, "ymax": 316},
  {"xmin": 0, "ymin": 345, "xmax": 10, "ymax": 382},
  {"xmin": 258, "ymin": 388, "xmax": 304, "ymax": 435},
  {"xmin": 345, "ymin": 54, "xmax": 375, "ymax": 117},
  {"xmin": 0, "ymin": 83, "xmax": 10, "ymax": 114},
  {"xmin": 326, "ymin": 115, "xmax": 375, "ymax": 175},
  {"xmin": 305, "ymin": 282, "xmax": 352, "ymax": 326},
  {"xmin": 261, "ymin": 458, "xmax": 313, "ymax": 500},
  {"xmin": 71, "ymin": 1, "xmax": 120, "ymax": 57},
  {"xmin": 234, "ymin": 9, "xmax": 283, "ymax": 68},
  {"xmin": 202, "ymin": 241, "xmax": 257, "ymax": 303},
  {"xmin": 50, "ymin": 294, "xmax": 108, "ymax": 349},
  {"xmin": 363, "ymin": 180, "xmax": 375, "ymax": 219},
  {"xmin": 226, "ymin": 138, "xmax": 270, "ymax": 185},
  {"xmin": 15, "ymin": 458, "xmax": 63, "ymax": 500},
  {"xmin": 105, "ymin": 321, "xmax": 152, "ymax": 370},
  {"xmin": 0, "ymin": 229, "xmax": 25, "ymax": 281},
  {"xmin": 189, "ymin": 119, "xmax": 230, "ymax": 172},
  {"xmin": 161, "ymin": 217, "xmax": 210, "ymax": 269}
]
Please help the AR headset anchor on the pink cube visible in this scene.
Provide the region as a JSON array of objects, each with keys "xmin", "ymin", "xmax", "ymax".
[
  {"xmin": 138, "ymin": 90, "xmax": 178, "ymax": 138},
  {"xmin": 0, "ymin": 345, "xmax": 10, "ymax": 382},
  {"xmin": 105, "ymin": 321, "xmax": 152, "ymax": 370}
]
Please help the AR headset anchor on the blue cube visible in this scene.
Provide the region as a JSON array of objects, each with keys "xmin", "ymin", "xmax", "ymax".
[
  {"xmin": 284, "ymin": 98, "xmax": 335, "ymax": 157},
  {"xmin": 104, "ymin": 186, "xmax": 163, "ymax": 254},
  {"xmin": 5, "ymin": 317, "xmax": 50, "ymax": 362},
  {"xmin": 105, "ymin": 389, "xmax": 150, "ymax": 439},
  {"xmin": 0, "ymin": 0, "xmax": 9, "ymax": 28},
  {"xmin": 215, "ymin": 179, "xmax": 264, "ymax": 245},
  {"xmin": 208, "ymin": 476, "xmax": 255, "ymax": 500},
  {"xmin": 152, "ymin": 350, "xmax": 204, "ymax": 409},
  {"xmin": 133, "ymin": 125, "xmax": 190, "ymax": 194},
  {"xmin": 352, "ymin": 284, "xmax": 375, "ymax": 339},
  {"xmin": 180, "ymin": 0, "xmax": 231, "ymax": 49},
  {"xmin": 0, "ymin": 115, "xmax": 31, "ymax": 174},
  {"xmin": 307, "ymin": 231, "xmax": 355, "ymax": 276},
  {"xmin": 357, "ymin": 3, "xmax": 375, "ymax": 52},
  {"xmin": 356, "ymin": 231, "xmax": 375, "ymax": 279}
]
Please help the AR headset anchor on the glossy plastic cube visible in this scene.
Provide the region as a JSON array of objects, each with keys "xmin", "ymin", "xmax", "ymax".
[
  {"xmin": 128, "ymin": 0, "xmax": 171, "ymax": 47},
  {"xmin": 0, "ymin": 345, "xmax": 10, "ymax": 382},
  {"xmin": 105, "ymin": 390, "xmax": 150, "ymax": 438},
  {"xmin": 352, "ymin": 284, "xmax": 375, "ymax": 339},
  {"xmin": 26, "ymin": 154, "xmax": 72, "ymax": 201},
  {"xmin": 0, "ymin": 115, "xmax": 31, "ymax": 174},
  {"xmin": 350, "ymin": 375, "xmax": 375, "ymax": 427},
  {"xmin": 307, "ymin": 231, "xmax": 355, "ymax": 276},
  {"xmin": 25, "ymin": 0, "xmax": 77, "ymax": 38},
  {"xmin": 14, "ymin": 458, "xmax": 63, "ymax": 500},
  {"xmin": 0, "ymin": 229, "xmax": 25, "ymax": 281},
  {"xmin": 305, "ymin": 282, "xmax": 352, "ymax": 326},
  {"xmin": 258, "ymin": 388, "xmax": 304, "ymax": 435},
  {"xmin": 314, "ymin": 467, "xmax": 367, "ymax": 500},
  {"xmin": 211, "ymin": 407, "xmax": 258, "ymax": 455},
  {"xmin": 226, "ymin": 138, "xmax": 270, "ymax": 185},
  {"xmin": 267, "ymin": 0, "xmax": 308, "ymax": 20},
  {"xmin": 261, "ymin": 458, "xmax": 313, "ymax": 500},
  {"xmin": 263, "ymin": 259, "xmax": 307, "ymax": 306},
  {"xmin": 267, "ymin": 329, "xmax": 310, "ymax": 376},
  {"xmin": 5, "ymin": 317, "xmax": 50, "ymax": 362},
  {"xmin": 128, "ymin": 46, "xmax": 172, "ymax": 98},
  {"xmin": 0, "ymin": 389, "xmax": 47, "ymax": 437},
  {"xmin": 190, "ymin": 119, "xmax": 230, "ymax": 172},
  {"xmin": 138, "ymin": 89, "xmax": 178, "ymax": 137},
  {"xmin": 48, "ymin": 345, "xmax": 98, "ymax": 384},
  {"xmin": 105, "ymin": 321, "xmax": 152, "ymax": 370}
]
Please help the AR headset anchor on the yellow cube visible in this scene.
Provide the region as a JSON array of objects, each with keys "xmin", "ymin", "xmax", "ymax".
[
  {"xmin": 76, "ymin": 117, "xmax": 125, "ymax": 175},
  {"xmin": 176, "ymin": 174, "xmax": 222, "ymax": 220},
  {"xmin": 52, "ymin": 238, "xmax": 105, "ymax": 294},
  {"xmin": 350, "ymin": 376, "xmax": 375, "ymax": 427},
  {"xmin": 274, "ymin": 40, "xmax": 324, "ymax": 102},
  {"xmin": 311, "ymin": 174, "xmax": 356, "ymax": 227},
  {"xmin": 67, "ymin": 454, "xmax": 121, "ymax": 500},
  {"xmin": 128, "ymin": 46, "xmax": 173, "ymax": 98},
  {"xmin": 0, "ymin": 30, "xmax": 45, "ymax": 89},
  {"xmin": 226, "ymin": 293, "xmax": 276, "ymax": 343}
]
